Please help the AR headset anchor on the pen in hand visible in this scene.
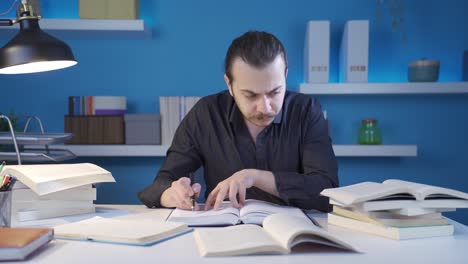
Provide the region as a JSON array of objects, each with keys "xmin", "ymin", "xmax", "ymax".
[{"xmin": 189, "ymin": 172, "xmax": 196, "ymax": 211}]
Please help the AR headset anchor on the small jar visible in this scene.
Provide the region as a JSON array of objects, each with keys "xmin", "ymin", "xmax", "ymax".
[{"xmin": 358, "ymin": 118, "xmax": 382, "ymax": 145}]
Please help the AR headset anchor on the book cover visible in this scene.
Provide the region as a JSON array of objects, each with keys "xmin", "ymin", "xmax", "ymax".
[{"xmin": 0, "ymin": 228, "xmax": 53, "ymax": 261}]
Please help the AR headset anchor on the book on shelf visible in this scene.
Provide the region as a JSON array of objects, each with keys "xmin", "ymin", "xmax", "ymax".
[
  {"xmin": 0, "ymin": 227, "xmax": 54, "ymax": 261},
  {"xmin": 54, "ymin": 216, "xmax": 190, "ymax": 246},
  {"xmin": 321, "ymin": 179, "xmax": 468, "ymax": 208},
  {"xmin": 194, "ymin": 213, "xmax": 358, "ymax": 257},
  {"xmin": 0, "ymin": 163, "xmax": 115, "ymax": 195},
  {"xmin": 327, "ymin": 213, "xmax": 454, "ymax": 240},
  {"xmin": 167, "ymin": 199, "xmax": 306, "ymax": 226}
]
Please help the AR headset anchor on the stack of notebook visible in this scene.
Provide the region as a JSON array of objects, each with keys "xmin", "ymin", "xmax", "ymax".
[
  {"xmin": 320, "ymin": 179, "xmax": 468, "ymax": 240},
  {"xmin": 0, "ymin": 163, "xmax": 115, "ymax": 222}
]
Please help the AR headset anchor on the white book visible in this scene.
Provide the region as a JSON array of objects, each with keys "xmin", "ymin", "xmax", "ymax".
[
  {"xmin": 332, "ymin": 206, "xmax": 449, "ymax": 227},
  {"xmin": 194, "ymin": 213, "xmax": 358, "ymax": 257},
  {"xmin": 12, "ymin": 186, "xmax": 96, "ymax": 201},
  {"xmin": 14, "ymin": 205, "xmax": 96, "ymax": 222},
  {"xmin": 304, "ymin": 20, "xmax": 330, "ymax": 83},
  {"xmin": 339, "ymin": 20, "xmax": 369, "ymax": 83},
  {"xmin": 321, "ymin": 179, "xmax": 468, "ymax": 207},
  {"xmin": 54, "ymin": 216, "xmax": 190, "ymax": 246},
  {"xmin": 0, "ymin": 163, "xmax": 115, "ymax": 195},
  {"xmin": 13, "ymin": 200, "xmax": 94, "ymax": 211},
  {"xmin": 92, "ymin": 96, "xmax": 127, "ymax": 112},
  {"xmin": 167, "ymin": 199, "xmax": 306, "ymax": 226},
  {"xmin": 328, "ymin": 213, "xmax": 454, "ymax": 240}
]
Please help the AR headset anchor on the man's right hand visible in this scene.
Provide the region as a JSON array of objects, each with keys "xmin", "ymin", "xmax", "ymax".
[{"xmin": 160, "ymin": 177, "xmax": 201, "ymax": 210}]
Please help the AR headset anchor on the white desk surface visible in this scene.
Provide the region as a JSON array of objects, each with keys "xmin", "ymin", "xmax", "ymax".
[{"xmin": 8, "ymin": 204, "xmax": 468, "ymax": 264}]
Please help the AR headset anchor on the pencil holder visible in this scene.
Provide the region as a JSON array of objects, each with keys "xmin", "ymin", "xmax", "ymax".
[{"xmin": 0, "ymin": 190, "xmax": 12, "ymax": 227}]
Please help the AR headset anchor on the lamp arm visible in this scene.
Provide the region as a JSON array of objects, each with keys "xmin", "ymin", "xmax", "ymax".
[{"xmin": 0, "ymin": 19, "xmax": 14, "ymax": 26}]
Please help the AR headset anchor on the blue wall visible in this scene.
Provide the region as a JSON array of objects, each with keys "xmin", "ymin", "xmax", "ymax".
[{"xmin": 1, "ymin": 0, "xmax": 468, "ymax": 223}]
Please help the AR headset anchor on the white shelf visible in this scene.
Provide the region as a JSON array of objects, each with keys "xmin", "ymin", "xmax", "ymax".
[
  {"xmin": 299, "ymin": 82, "xmax": 468, "ymax": 95},
  {"xmin": 0, "ymin": 19, "xmax": 150, "ymax": 38},
  {"xmin": 332, "ymin": 145, "xmax": 417, "ymax": 157},
  {"xmin": 25, "ymin": 144, "xmax": 417, "ymax": 157}
]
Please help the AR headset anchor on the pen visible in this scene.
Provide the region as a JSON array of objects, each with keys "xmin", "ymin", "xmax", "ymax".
[
  {"xmin": 0, "ymin": 176, "xmax": 15, "ymax": 192},
  {"xmin": 189, "ymin": 172, "xmax": 195, "ymax": 211}
]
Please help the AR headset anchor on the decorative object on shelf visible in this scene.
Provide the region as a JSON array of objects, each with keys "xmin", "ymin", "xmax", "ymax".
[
  {"xmin": 0, "ymin": 0, "xmax": 77, "ymax": 74},
  {"xmin": 339, "ymin": 20, "xmax": 369, "ymax": 83},
  {"xmin": 80, "ymin": 0, "xmax": 139, "ymax": 20},
  {"xmin": 408, "ymin": 58, "xmax": 440, "ymax": 82},
  {"xmin": 304, "ymin": 20, "xmax": 330, "ymax": 83},
  {"xmin": 463, "ymin": 50, "xmax": 468, "ymax": 81},
  {"xmin": 358, "ymin": 118, "xmax": 382, "ymax": 145}
]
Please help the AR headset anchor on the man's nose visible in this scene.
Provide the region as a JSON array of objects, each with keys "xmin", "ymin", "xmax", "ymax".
[{"xmin": 257, "ymin": 96, "xmax": 271, "ymax": 114}]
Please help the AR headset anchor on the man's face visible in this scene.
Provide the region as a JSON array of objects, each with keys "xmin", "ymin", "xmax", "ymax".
[{"xmin": 225, "ymin": 55, "xmax": 287, "ymax": 128}]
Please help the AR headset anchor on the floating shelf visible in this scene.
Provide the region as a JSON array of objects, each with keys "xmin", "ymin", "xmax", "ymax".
[
  {"xmin": 299, "ymin": 82, "xmax": 468, "ymax": 95},
  {"xmin": 0, "ymin": 19, "xmax": 150, "ymax": 38},
  {"xmin": 25, "ymin": 144, "xmax": 417, "ymax": 157}
]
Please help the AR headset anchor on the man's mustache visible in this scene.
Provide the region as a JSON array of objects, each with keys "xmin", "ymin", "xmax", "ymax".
[{"xmin": 253, "ymin": 113, "xmax": 276, "ymax": 120}]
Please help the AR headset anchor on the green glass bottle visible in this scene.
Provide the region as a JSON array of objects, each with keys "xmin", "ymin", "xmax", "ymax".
[{"xmin": 358, "ymin": 118, "xmax": 382, "ymax": 145}]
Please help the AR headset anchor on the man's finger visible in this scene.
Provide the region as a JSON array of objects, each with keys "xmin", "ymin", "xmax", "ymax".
[
  {"xmin": 204, "ymin": 187, "xmax": 218, "ymax": 211},
  {"xmin": 228, "ymin": 182, "xmax": 239, "ymax": 208},
  {"xmin": 238, "ymin": 186, "xmax": 246, "ymax": 207},
  {"xmin": 214, "ymin": 185, "xmax": 228, "ymax": 210},
  {"xmin": 177, "ymin": 177, "xmax": 194, "ymax": 196},
  {"xmin": 192, "ymin": 183, "xmax": 202, "ymax": 198}
]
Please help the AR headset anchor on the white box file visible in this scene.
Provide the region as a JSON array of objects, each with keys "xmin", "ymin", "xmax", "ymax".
[
  {"xmin": 304, "ymin": 21, "xmax": 330, "ymax": 83},
  {"xmin": 339, "ymin": 20, "xmax": 369, "ymax": 83}
]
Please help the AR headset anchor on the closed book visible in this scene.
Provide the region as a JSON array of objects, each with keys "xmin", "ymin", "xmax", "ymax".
[
  {"xmin": 54, "ymin": 216, "xmax": 190, "ymax": 246},
  {"xmin": 328, "ymin": 213, "xmax": 454, "ymax": 240},
  {"xmin": 304, "ymin": 20, "xmax": 330, "ymax": 83},
  {"xmin": 339, "ymin": 20, "xmax": 369, "ymax": 83},
  {"xmin": 92, "ymin": 96, "xmax": 127, "ymax": 115},
  {"xmin": 12, "ymin": 186, "xmax": 96, "ymax": 201},
  {"xmin": 15, "ymin": 205, "xmax": 96, "ymax": 222},
  {"xmin": 0, "ymin": 228, "xmax": 53, "ymax": 261}
]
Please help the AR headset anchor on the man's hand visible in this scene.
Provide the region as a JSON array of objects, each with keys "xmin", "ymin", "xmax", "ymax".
[
  {"xmin": 160, "ymin": 177, "xmax": 201, "ymax": 210},
  {"xmin": 204, "ymin": 169, "xmax": 256, "ymax": 211}
]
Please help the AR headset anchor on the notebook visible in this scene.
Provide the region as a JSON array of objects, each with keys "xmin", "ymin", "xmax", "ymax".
[
  {"xmin": 167, "ymin": 199, "xmax": 305, "ymax": 226},
  {"xmin": 194, "ymin": 213, "xmax": 358, "ymax": 257},
  {"xmin": 0, "ymin": 228, "xmax": 54, "ymax": 261},
  {"xmin": 53, "ymin": 216, "xmax": 191, "ymax": 246}
]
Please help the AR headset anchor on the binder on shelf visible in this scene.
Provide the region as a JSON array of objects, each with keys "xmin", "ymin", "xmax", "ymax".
[
  {"xmin": 339, "ymin": 20, "xmax": 369, "ymax": 83},
  {"xmin": 304, "ymin": 20, "xmax": 330, "ymax": 83}
]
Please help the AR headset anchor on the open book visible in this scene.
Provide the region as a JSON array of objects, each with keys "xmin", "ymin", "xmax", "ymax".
[
  {"xmin": 54, "ymin": 216, "xmax": 190, "ymax": 246},
  {"xmin": 0, "ymin": 163, "xmax": 115, "ymax": 195},
  {"xmin": 321, "ymin": 179, "xmax": 468, "ymax": 208},
  {"xmin": 194, "ymin": 213, "xmax": 358, "ymax": 257},
  {"xmin": 167, "ymin": 199, "xmax": 306, "ymax": 226}
]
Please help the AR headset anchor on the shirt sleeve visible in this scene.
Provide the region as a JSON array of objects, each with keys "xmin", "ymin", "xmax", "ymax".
[
  {"xmin": 272, "ymin": 98, "xmax": 338, "ymax": 212},
  {"xmin": 137, "ymin": 112, "xmax": 203, "ymax": 208}
]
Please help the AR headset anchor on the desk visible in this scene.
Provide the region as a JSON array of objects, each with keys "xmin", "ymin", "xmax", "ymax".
[{"xmin": 8, "ymin": 205, "xmax": 468, "ymax": 264}]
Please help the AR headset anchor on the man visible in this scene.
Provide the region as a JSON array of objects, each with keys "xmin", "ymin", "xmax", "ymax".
[{"xmin": 138, "ymin": 31, "xmax": 338, "ymax": 212}]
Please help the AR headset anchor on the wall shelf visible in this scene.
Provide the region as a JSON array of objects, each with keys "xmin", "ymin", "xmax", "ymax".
[
  {"xmin": 299, "ymin": 82, "xmax": 468, "ymax": 95},
  {"xmin": 25, "ymin": 144, "xmax": 417, "ymax": 157},
  {"xmin": 0, "ymin": 19, "xmax": 150, "ymax": 38}
]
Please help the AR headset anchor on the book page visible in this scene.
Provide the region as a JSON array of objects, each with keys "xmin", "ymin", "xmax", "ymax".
[
  {"xmin": 383, "ymin": 179, "xmax": 468, "ymax": 200},
  {"xmin": 167, "ymin": 202, "xmax": 240, "ymax": 226},
  {"xmin": 263, "ymin": 213, "xmax": 357, "ymax": 252},
  {"xmin": 54, "ymin": 216, "xmax": 188, "ymax": 245},
  {"xmin": 239, "ymin": 199, "xmax": 304, "ymax": 225},
  {"xmin": 320, "ymin": 182, "xmax": 412, "ymax": 206},
  {"xmin": 194, "ymin": 224, "xmax": 287, "ymax": 257}
]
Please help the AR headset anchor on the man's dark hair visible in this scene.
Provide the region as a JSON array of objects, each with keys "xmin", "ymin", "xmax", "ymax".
[{"xmin": 224, "ymin": 31, "xmax": 288, "ymax": 83}]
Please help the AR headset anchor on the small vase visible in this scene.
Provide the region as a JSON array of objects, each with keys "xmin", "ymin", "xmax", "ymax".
[{"xmin": 358, "ymin": 118, "xmax": 382, "ymax": 145}]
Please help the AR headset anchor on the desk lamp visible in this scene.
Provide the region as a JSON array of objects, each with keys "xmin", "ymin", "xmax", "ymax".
[{"xmin": 0, "ymin": 0, "xmax": 77, "ymax": 74}]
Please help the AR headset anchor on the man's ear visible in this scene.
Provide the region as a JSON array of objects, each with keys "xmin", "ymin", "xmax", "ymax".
[{"xmin": 224, "ymin": 74, "xmax": 234, "ymax": 97}]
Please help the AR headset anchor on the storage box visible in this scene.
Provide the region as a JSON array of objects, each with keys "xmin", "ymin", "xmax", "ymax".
[
  {"xmin": 124, "ymin": 114, "xmax": 161, "ymax": 145},
  {"xmin": 463, "ymin": 50, "xmax": 468, "ymax": 81},
  {"xmin": 79, "ymin": 0, "xmax": 139, "ymax": 19},
  {"xmin": 64, "ymin": 116, "xmax": 124, "ymax": 144}
]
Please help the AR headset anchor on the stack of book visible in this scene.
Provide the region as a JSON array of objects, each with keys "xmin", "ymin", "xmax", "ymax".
[
  {"xmin": 159, "ymin": 96, "xmax": 201, "ymax": 146},
  {"xmin": 0, "ymin": 163, "xmax": 115, "ymax": 223},
  {"xmin": 320, "ymin": 179, "xmax": 468, "ymax": 240}
]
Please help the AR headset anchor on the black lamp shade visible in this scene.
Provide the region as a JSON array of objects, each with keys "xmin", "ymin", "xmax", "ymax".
[{"xmin": 0, "ymin": 18, "xmax": 77, "ymax": 74}]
